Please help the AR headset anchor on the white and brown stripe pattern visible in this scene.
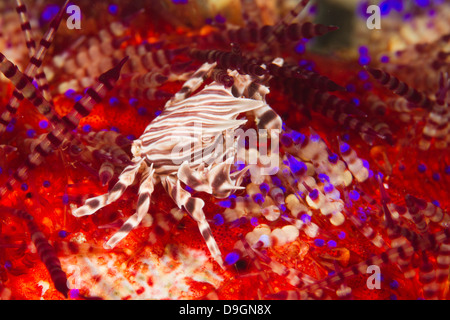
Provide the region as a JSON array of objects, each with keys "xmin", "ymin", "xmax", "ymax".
[
  {"xmin": 81, "ymin": 130, "xmax": 131, "ymax": 148},
  {"xmin": 298, "ymin": 228, "xmax": 450, "ymax": 298},
  {"xmin": 15, "ymin": 0, "xmax": 53, "ymax": 101},
  {"xmin": 0, "ymin": 0, "xmax": 68, "ymax": 134},
  {"xmin": 419, "ymin": 72, "xmax": 450, "ymax": 150},
  {"xmin": 6, "ymin": 208, "xmax": 69, "ymax": 297},
  {"xmin": 436, "ymin": 238, "xmax": 450, "ymax": 298},
  {"xmin": 419, "ymin": 254, "xmax": 439, "ymax": 299},
  {"xmin": 98, "ymin": 161, "xmax": 115, "ymax": 186},
  {"xmin": 0, "ymin": 58, "xmax": 128, "ymax": 197},
  {"xmin": 366, "ymin": 66, "xmax": 435, "ymax": 111},
  {"xmin": 0, "ymin": 53, "xmax": 61, "ymax": 128},
  {"xmin": 257, "ymin": 0, "xmax": 310, "ymax": 55},
  {"xmin": 15, "ymin": 0, "xmax": 35, "ymax": 53},
  {"xmin": 73, "ymin": 76, "xmax": 276, "ymax": 267},
  {"xmin": 162, "ymin": 175, "xmax": 224, "ymax": 266},
  {"xmin": 343, "ymin": 209, "xmax": 387, "ymax": 249},
  {"xmin": 140, "ymin": 82, "xmax": 265, "ymax": 174},
  {"xmin": 105, "ymin": 164, "xmax": 155, "ymax": 249},
  {"xmin": 405, "ymin": 194, "xmax": 429, "ymax": 234}
]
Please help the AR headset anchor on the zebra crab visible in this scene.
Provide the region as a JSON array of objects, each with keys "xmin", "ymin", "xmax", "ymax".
[{"xmin": 72, "ymin": 63, "xmax": 282, "ymax": 267}]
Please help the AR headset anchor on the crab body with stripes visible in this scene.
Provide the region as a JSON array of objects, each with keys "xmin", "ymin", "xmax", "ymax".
[{"xmin": 73, "ymin": 65, "xmax": 282, "ymax": 267}]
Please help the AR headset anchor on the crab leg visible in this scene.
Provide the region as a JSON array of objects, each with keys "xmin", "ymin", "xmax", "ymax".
[
  {"xmin": 105, "ymin": 164, "xmax": 155, "ymax": 249},
  {"xmin": 72, "ymin": 158, "xmax": 144, "ymax": 217},
  {"xmin": 162, "ymin": 175, "xmax": 224, "ymax": 267}
]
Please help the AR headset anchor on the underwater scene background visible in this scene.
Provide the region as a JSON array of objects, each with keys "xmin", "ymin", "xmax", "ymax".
[{"xmin": 0, "ymin": 0, "xmax": 449, "ymax": 300}]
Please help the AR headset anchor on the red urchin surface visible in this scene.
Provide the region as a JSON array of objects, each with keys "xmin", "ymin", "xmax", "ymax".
[{"xmin": 0, "ymin": 0, "xmax": 449, "ymax": 301}]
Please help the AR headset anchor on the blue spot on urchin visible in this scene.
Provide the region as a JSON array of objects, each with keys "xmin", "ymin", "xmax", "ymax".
[
  {"xmin": 415, "ymin": 0, "xmax": 430, "ymax": 7},
  {"xmin": 280, "ymin": 133, "xmax": 294, "ymax": 147},
  {"xmin": 26, "ymin": 129, "xmax": 36, "ymax": 138},
  {"xmin": 291, "ymin": 131, "xmax": 306, "ymax": 145},
  {"xmin": 403, "ymin": 13, "xmax": 412, "ymax": 21},
  {"xmin": 253, "ymin": 193, "xmax": 264, "ymax": 205},
  {"xmin": 358, "ymin": 56, "xmax": 371, "ymax": 66},
  {"xmin": 42, "ymin": 4, "xmax": 60, "ymax": 22},
  {"xmin": 362, "ymin": 159, "xmax": 370, "ymax": 169},
  {"xmin": 328, "ymin": 153, "xmax": 338, "ymax": 164},
  {"xmin": 417, "ymin": 163, "xmax": 427, "ymax": 173},
  {"xmin": 310, "ymin": 134, "xmax": 320, "ymax": 142},
  {"xmin": 6, "ymin": 123, "xmax": 14, "ymax": 132},
  {"xmin": 363, "ymin": 82, "xmax": 373, "ymax": 91},
  {"xmin": 318, "ymin": 173, "xmax": 330, "ymax": 183},
  {"xmin": 62, "ymin": 194, "xmax": 69, "ymax": 205},
  {"xmin": 225, "ymin": 251, "xmax": 240, "ymax": 265},
  {"xmin": 357, "ymin": 1, "xmax": 371, "ymax": 18},
  {"xmin": 358, "ymin": 70, "xmax": 369, "ymax": 80},
  {"xmin": 126, "ymin": 134, "xmax": 136, "ymax": 141},
  {"xmin": 234, "ymin": 161, "xmax": 246, "ymax": 171},
  {"xmin": 295, "ymin": 43, "xmax": 305, "ymax": 54},
  {"xmin": 300, "ymin": 214, "xmax": 311, "ymax": 224},
  {"xmin": 218, "ymin": 199, "xmax": 232, "ymax": 208},
  {"xmin": 82, "ymin": 124, "xmax": 91, "ymax": 133},
  {"xmin": 346, "ymin": 84, "xmax": 356, "ymax": 92},
  {"xmin": 391, "ymin": 0, "xmax": 404, "ymax": 11},
  {"xmin": 129, "ymin": 98, "xmax": 139, "ymax": 107},
  {"xmin": 432, "ymin": 200, "xmax": 440, "ymax": 207},
  {"xmin": 445, "ymin": 165, "xmax": 450, "ymax": 175},
  {"xmin": 259, "ymin": 183, "xmax": 270, "ymax": 194},
  {"xmin": 379, "ymin": 0, "xmax": 393, "ymax": 16},
  {"xmin": 213, "ymin": 214, "xmax": 224, "ymax": 226},
  {"xmin": 342, "ymin": 133, "xmax": 350, "ymax": 142},
  {"xmin": 358, "ymin": 211, "xmax": 367, "ymax": 221},
  {"xmin": 390, "ymin": 280, "xmax": 399, "ymax": 289},
  {"xmin": 432, "ymin": 172, "xmax": 441, "ymax": 181},
  {"xmin": 327, "ymin": 240, "xmax": 337, "ymax": 248},
  {"xmin": 309, "ymin": 189, "xmax": 319, "ymax": 201},
  {"xmin": 287, "ymin": 154, "xmax": 307, "ymax": 175},
  {"xmin": 351, "ymin": 98, "xmax": 360, "ymax": 106},
  {"xmin": 137, "ymin": 107, "xmax": 147, "ymax": 116},
  {"xmin": 271, "ymin": 176, "xmax": 283, "ymax": 188},
  {"xmin": 324, "ymin": 183, "xmax": 334, "ymax": 193},
  {"xmin": 58, "ymin": 230, "xmax": 69, "ymax": 238},
  {"xmin": 358, "ymin": 46, "xmax": 369, "ymax": 56},
  {"xmin": 69, "ymin": 289, "xmax": 80, "ymax": 299},
  {"xmin": 340, "ymin": 142, "xmax": 350, "ymax": 154},
  {"xmin": 65, "ymin": 89, "xmax": 76, "ymax": 99},
  {"xmin": 214, "ymin": 14, "xmax": 226, "ymax": 24},
  {"xmin": 380, "ymin": 55, "xmax": 390, "ymax": 63},
  {"xmin": 349, "ymin": 190, "xmax": 360, "ymax": 201},
  {"xmin": 109, "ymin": 97, "xmax": 119, "ymax": 106},
  {"xmin": 314, "ymin": 239, "xmax": 325, "ymax": 247},
  {"xmin": 108, "ymin": 4, "xmax": 118, "ymax": 15}
]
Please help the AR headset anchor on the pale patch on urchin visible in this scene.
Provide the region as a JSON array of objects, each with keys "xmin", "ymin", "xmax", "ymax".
[{"xmin": 59, "ymin": 245, "xmax": 223, "ymax": 299}]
